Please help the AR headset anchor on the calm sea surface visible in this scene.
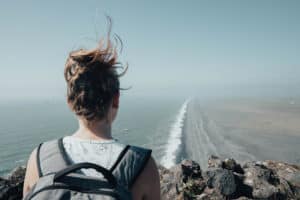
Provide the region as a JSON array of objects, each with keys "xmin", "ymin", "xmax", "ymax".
[
  {"xmin": 1, "ymin": 97, "xmax": 300, "ymax": 175},
  {"xmin": 0, "ymin": 97, "xmax": 183, "ymax": 175}
]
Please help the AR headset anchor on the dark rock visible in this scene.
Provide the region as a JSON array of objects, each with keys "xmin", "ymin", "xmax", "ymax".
[
  {"xmin": 8, "ymin": 166, "xmax": 26, "ymax": 184},
  {"xmin": 181, "ymin": 159, "xmax": 202, "ymax": 182},
  {"xmin": 223, "ymin": 158, "xmax": 244, "ymax": 174},
  {"xmin": 205, "ymin": 168, "xmax": 237, "ymax": 196},
  {"xmin": 1, "ymin": 157, "xmax": 300, "ymax": 199},
  {"xmin": 263, "ymin": 160, "xmax": 300, "ymax": 198},
  {"xmin": 0, "ymin": 166, "xmax": 25, "ymax": 200},
  {"xmin": 159, "ymin": 160, "xmax": 205, "ymax": 200},
  {"xmin": 199, "ymin": 187, "xmax": 225, "ymax": 200},
  {"xmin": 180, "ymin": 160, "xmax": 205, "ymax": 199},
  {"xmin": 231, "ymin": 171, "xmax": 253, "ymax": 199},
  {"xmin": 207, "ymin": 155, "xmax": 223, "ymax": 168},
  {"xmin": 263, "ymin": 160, "xmax": 300, "ymax": 187},
  {"xmin": 159, "ymin": 157, "xmax": 300, "ymax": 199},
  {"xmin": 223, "ymin": 158, "xmax": 237, "ymax": 170},
  {"xmin": 183, "ymin": 179, "xmax": 207, "ymax": 199},
  {"xmin": 243, "ymin": 162, "xmax": 282, "ymax": 199},
  {"xmin": 208, "ymin": 156, "xmax": 244, "ymax": 174}
]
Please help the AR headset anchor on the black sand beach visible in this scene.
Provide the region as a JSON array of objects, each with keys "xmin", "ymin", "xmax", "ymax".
[{"xmin": 182, "ymin": 98, "xmax": 300, "ymax": 168}]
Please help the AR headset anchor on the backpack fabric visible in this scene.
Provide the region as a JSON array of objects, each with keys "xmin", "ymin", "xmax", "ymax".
[{"xmin": 23, "ymin": 138, "xmax": 152, "ymax": 200}]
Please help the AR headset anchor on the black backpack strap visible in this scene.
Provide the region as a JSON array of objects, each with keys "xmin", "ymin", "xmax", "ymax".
[
  {"xmin": 109, "ymin": 145, "xmax": 131, "ymax": 172},
  {"xmin": 110, "ymin": 145, "xmax": 152, "ymax": 189},
  {"xmin": 36, "ymin": 138, "xmax": 71, "ymax": 177},
  {"xmin": 36, "ymin": 143, "xmax": 43, "ymax": 177}
]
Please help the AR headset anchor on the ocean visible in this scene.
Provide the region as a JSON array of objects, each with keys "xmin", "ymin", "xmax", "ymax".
[
  {"xmin": 0, "ymin": 96, "xmax": 184, "ymax": 175},
  {"xmin": 1, "ymin": 96, "xmax": 300, "ymax": 176}
]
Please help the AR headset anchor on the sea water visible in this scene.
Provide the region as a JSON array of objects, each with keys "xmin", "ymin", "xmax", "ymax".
[
  {"xmin": 0, "ymin": 96, "xmax": 185, "ymax": 175},
  {"xmin": 1, "ymin": 96, "xmax": 300, "ymax": 175}
]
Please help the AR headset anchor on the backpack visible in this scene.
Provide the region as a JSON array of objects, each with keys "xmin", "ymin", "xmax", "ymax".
[{"xmin": 23, "ymin": 138, "xmax": 152, "ymax": 200}]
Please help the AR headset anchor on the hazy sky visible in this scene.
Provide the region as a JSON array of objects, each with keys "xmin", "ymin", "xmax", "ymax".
[{"xmin": 1, "ymin": 0, "xmax": 300, "ymax": 101}]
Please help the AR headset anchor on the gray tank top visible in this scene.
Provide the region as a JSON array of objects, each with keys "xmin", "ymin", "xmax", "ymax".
[{"xmin": 62, "ymin": 136, "xmax": 126, "ymax": 177}]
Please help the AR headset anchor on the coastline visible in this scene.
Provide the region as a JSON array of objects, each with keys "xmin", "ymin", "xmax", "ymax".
[{"xmin": 181, "ymin": 99, "xmax": 300, "ymax": 167}]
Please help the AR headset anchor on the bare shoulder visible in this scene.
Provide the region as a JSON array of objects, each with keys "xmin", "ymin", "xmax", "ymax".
[
  {"xmin": 140, "ymin": 156, "xmax": 159, "ymax": 181},
  {"xmin": 131, "ymin": 156, "xmax": 161, "ymax": 200},
  {"xmin": 23, "ymin": 148, "xmax": 39, "ymax": 197}
]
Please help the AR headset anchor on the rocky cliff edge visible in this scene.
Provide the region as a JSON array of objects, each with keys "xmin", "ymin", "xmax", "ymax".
[{"xmin": 1, "ymin": 156, "xmax": 300, "ymax": 200}]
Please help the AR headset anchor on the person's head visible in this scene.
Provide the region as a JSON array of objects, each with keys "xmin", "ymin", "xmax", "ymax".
[{"xmin": 64, "ymin": 32, "xmax": 126, "ymax": 128}]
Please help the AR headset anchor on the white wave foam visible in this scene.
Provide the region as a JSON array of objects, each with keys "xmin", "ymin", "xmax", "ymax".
[{"xmin": 161, "ymin": 99, "xmax": 189, "ymax": 168}]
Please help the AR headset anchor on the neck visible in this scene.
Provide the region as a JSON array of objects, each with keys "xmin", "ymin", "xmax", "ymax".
[{"xmin": 73, "ymin": 118, "xmax": 113, "ymax": 140}]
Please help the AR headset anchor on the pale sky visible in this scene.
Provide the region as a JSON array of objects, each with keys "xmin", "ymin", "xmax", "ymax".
[{"xmin": 1, "ymin": 0, "xmax": 300, "ymax": 101}]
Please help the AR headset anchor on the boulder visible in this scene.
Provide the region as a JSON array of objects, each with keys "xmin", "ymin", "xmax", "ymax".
[
  {"xmin": 1, "ymin": 157, "xmax": 300, "ymax": 199},
  {"xmin": 159, "ymin": 157, "xmax": 300, "ymax": 199},
  {"xmin": 207, "ymin": 155, "xmax": 223, "ymax": 168},
  {"xmin": 159, "ymin": 159, "xmax": 205, "ymax": 200},
  {"xmin": 0, "ymin": 166, "xmax": 25, "ymax": 200},
  {"xmin": 243, "ymin": 162, "xmax": 282, "ymax": 199},
  {"xmin": 205, "ymin": 168, "xmax": 236, "ymax": 196},
  {"xmin": 223, "ymin": 158, "xmax": 244, "ymax": 174}
]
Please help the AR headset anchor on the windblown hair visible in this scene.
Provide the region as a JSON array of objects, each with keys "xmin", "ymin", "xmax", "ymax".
[{"xmin": 64, "ymin": 22, "xmax": 126, "ymax": 122}]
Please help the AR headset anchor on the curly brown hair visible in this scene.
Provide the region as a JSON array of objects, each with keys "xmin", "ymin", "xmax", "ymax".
[{"xmin": 64, "ymin": 23, "xmax": 126, "ymax": 122}]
